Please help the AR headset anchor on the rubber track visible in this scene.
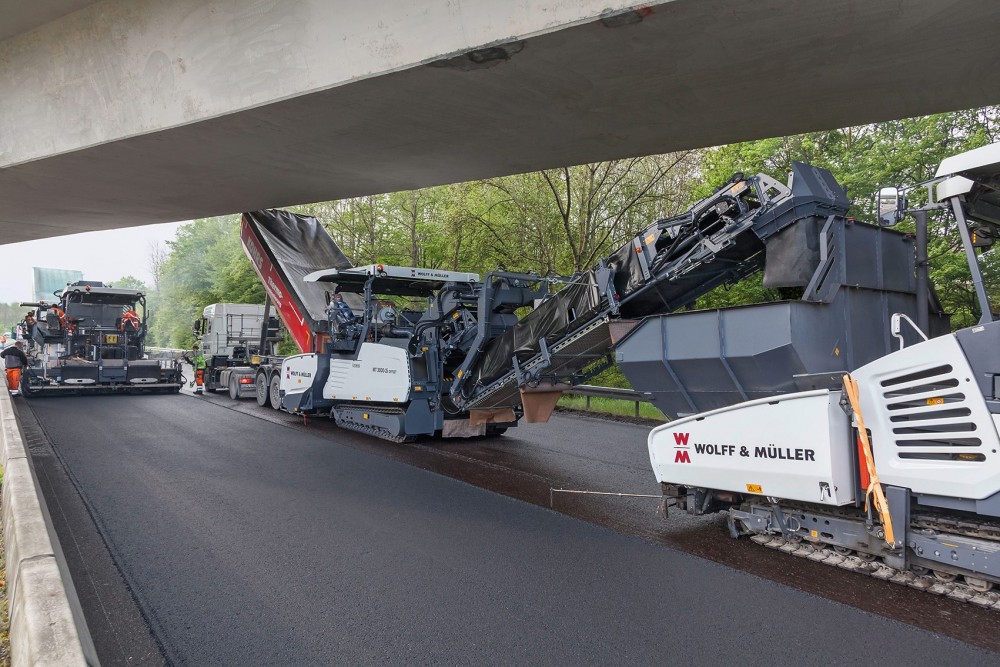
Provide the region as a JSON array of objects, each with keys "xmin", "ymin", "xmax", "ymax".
[
  {"xmin": 332, "ymin": 405, "xmax": 415, "ymax": 444},
  {"xmin": 750, "ymin": 534, "xmax": 1000, "ymax": 611}
]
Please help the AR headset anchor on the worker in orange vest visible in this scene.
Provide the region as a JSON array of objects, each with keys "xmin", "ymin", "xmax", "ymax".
[
  {"xmin": 48, "ymin": 306, "xmax": 66, "ymax": 329},
  {"xmin": 1, "ymin": 342, "xmax": 28, "ymax": 396},
  {"xmin": 120, "ymin": 309, "xmax": 141, "ymax": 332}
]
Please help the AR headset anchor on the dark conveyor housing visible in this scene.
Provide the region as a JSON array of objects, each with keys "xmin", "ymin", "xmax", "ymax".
[{"xmin": 457, "ymin": 162, "xmax": 909, "ymax": 410}]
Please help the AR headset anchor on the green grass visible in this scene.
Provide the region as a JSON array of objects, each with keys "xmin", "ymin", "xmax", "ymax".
[{"xmin": 557, "ymin": 394, "xmax": 667, "ymax": 421}]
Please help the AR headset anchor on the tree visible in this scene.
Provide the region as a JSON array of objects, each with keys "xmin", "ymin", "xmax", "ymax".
[
  {"xmin": 153, "ymin": 216, "xmax": 265, "ymax": 347},
  {"xmin": 148, "ymin": 241, "xmax": 168, "ymax": 291},
  {"xmin": 0, "ymin": 303, "xmax": 25, "ymax": 338},
  {"xmin": 108, "ymin": 276, "xmax": 149, "ymax": 291}
]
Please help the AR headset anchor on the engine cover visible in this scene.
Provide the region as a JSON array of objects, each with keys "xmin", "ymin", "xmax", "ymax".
[{"xmin": 648, "ymin": 389, "xmax": 855, "ymax": 506}]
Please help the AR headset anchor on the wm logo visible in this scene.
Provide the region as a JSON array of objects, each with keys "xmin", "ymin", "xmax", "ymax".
[{"xmin": 673, "ymin": 432, "xmax": 691, "ymax": 463}]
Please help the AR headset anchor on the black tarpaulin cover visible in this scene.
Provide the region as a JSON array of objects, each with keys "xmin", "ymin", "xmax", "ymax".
[
  {"xmin": 243, "ymin": 210, "xmax": 361, "ymax": 328},
  {"xmin": 606, "ymin": 242, "xmax": 647, "ymax": 299},
  {"xmin": 468, "ymin": 271, "xmax": 602, "ymax": 389}
]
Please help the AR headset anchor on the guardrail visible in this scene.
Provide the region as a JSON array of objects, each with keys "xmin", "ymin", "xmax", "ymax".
[
  {"xmin": 563, "ymin": 384, "xmax": 654, "ymax": 418},
  {"xmin": 145, "ymin": 347, "xmax": 184, "ymax": 361}
]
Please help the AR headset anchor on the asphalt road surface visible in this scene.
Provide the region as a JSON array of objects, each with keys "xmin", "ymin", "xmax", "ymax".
[{"xmin": 19, "ymin": 393, "xmax": 1000, "ymax": 665}]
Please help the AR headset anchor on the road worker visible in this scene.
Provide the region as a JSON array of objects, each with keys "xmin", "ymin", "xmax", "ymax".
[
  {"xmin": 329, "ymin": 292, "xmax": 360, "ymax": 343},
  {"xmin": 48, "ymin": 306, "xmax": 66, "ymax": 330},
  {"xmin": 185, "ymin": 344, "xmax": 207, "ymax": 394},
  {"xmin": 332, "ymin": 292, "xmax": 355, "ymax": 320},
  {"xmin": 120, "ymin": 308, "xmax": 141, "ymax": 333},
  {"xmin": 1, "ymin": 341, "xmax": 28, "ymax": 396}
]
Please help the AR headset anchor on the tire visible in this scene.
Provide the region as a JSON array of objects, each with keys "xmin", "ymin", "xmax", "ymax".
[
  {"xmin": 228, "ymin": 375, "xmax": 240, "ymax": 400},
  {"xmin": 268, "ymin": 373, "xmax": 281, "ymax": 410},
  {"xmin": 255, "ymin": 372, "xmax": 269, "ymax": 407}
]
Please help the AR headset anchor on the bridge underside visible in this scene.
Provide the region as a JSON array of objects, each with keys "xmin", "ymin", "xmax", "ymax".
[{"xmin": 3, "ymin": 0, "xmax": 1000, "ymax": 242}]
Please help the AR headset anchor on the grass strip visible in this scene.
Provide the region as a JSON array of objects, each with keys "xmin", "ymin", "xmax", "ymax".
[{"xmin": 557, "ymin": 394, "xmax": 666, "ymax": 421}]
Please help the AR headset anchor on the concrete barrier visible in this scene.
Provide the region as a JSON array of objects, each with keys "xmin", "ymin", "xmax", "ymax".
[{"xmin": 0, "ymin": 390, "xmax": 99, "ymax": 666}]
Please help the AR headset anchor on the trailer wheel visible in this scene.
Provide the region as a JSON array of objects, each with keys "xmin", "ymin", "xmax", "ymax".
[
  {"xmin": 255, "ymin": 372, "xmax": 269, "ymax": 407},
  {"xmin": 228, "ymin": 375, "xmax": 240, "ymax": 400},
  {"xmin": 268, "ymin": 374, "xmax": 281, "ymax": 410}
]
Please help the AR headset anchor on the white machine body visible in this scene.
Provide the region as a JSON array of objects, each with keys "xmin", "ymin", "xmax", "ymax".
[
  {"xmin": 852, "ymin": 332, "xmax": 1000, "ymax": 500},
  {"xmin": 324, "ymin": 343, "xmax": 411, "ymax": 403},
  {"xmin": 279, "ymin": 343, "xmax": 412, "ymax": 405},
  {"xmin": 280, "ymin": 354, "xmax": 318, "ymax": 403},
  {"xmin": 649, "ymin": 390, "xmax": 855, "ymax": 506},
  {"xmin": 649, "ymin": 330, "xmax": 1000, "ymax": 506}
]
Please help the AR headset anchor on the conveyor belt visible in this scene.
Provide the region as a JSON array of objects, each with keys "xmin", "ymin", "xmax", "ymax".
[
  {"xmin": 461, "ymin": 162, "xmax": 851, "ymax": 408},
  {"xmin": 464, "ymin": 316, "xmax": 613, "ymax": 409}
]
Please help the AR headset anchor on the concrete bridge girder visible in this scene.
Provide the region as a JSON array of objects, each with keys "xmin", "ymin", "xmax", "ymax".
[{"xmin": 1, "ymin": 0, "xmax": 999, "ymax": 243}]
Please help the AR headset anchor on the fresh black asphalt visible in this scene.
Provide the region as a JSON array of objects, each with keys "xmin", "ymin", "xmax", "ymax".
[{"xmin": 23, "ymin": 394, "xmax": 998, "ymax": 665}]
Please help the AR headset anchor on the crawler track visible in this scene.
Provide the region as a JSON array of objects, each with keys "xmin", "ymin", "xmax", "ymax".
[
  {"xmin": 751, "ymin": 534, "xmax": 1000, "ymax": 610},
  {"xmin": 331, "ymin": 404, "xmax": 415, "ymax": 443}
]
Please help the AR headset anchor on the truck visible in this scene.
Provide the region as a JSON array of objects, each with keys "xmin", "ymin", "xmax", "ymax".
[
  {"xmin": 642, "ymin": 142, "xmax": 1000, "ymax": 602},
  {"xmin": 19, "ymin": 281, "xmax": 182, "ymax": 395},
  {"xmin": 192, "ymin": 302, "xmax": 281, "ymax": 400}
]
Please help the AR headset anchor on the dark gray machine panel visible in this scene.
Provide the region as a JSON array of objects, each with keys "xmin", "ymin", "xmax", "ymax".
[{"xmin": 617, "ymin": 218, "xmax": 948, "ymax": 418}]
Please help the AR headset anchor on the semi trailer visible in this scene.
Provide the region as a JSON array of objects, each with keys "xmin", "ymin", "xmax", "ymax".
[
  {"xmin": 645, "ymin": 142, "xmax": 1000, "ymax": 604},
  {"xmin": 19, "ymin": 281, "xmax": 182, "ymax": 395}
]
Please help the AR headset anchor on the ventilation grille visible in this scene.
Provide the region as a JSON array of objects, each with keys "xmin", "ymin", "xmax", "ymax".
[{"xmin": 879, "ymin": 364, "xmax": 985, "ymax": 462}]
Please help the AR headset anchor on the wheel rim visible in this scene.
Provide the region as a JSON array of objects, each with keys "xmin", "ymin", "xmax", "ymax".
[
  {"xmin": 256, "ymin": 374, "xmax": 267, "ymax": 406},
  {"xmin": 965, "ymin": 576, "xmax": 993, "ymax": 593},
  {"xmin": 269, "ymin": 376, "xmax": 281, "ymax": 409}
]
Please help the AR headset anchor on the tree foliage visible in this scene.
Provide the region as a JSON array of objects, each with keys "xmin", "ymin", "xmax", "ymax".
[
  {"xmin": 0, "ymin": 303, "xmax": 24, "ymax": 338},
  {"xmin": 154, "ymin": 216, "xmax": 265, "ymax": 347}
]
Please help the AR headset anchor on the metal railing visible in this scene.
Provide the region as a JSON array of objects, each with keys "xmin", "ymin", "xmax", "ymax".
[
  {"xmin": 563, "ymin": 384, "xmax": 655, "ymax": 418},
  {"xmin": 145, "ymin": 346, "xmax": 185, "ymax": 361}
]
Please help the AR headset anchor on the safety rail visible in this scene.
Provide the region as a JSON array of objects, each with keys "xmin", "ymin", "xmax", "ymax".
[
  {"xmin": 145, "ymin": 347, "xmax": 185, "ymax": 360},
  {"xmin": 563, "ymin": 384, "xmax": 655, "ymax": 419}
]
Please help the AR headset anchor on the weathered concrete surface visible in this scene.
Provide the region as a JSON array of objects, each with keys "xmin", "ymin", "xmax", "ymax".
[
  {"xmin": 1, "ymin": 392, "xmax": 98, "ymax": 666},
  {"xmin": 0, "ymin": 0, "xmax": 639, "ymax": 168},
  {"xmin": 2, "ymin": 0, "xmax": 1000, "ymax": 242},
  {"xmin": 0, "ymin": 1, "xmax": 99, "ymax": 42}
]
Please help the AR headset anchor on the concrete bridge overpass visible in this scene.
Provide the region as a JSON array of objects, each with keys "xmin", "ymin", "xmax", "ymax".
[{"xmin": 2, "ymin": 0, "xmax": 999, "ymax": 243}]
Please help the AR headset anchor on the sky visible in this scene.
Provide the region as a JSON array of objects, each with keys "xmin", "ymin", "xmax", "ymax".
[{"xmin": 0, "ymin": 221, "xmax": 189, "ymax": 303}]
